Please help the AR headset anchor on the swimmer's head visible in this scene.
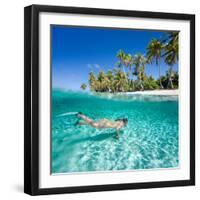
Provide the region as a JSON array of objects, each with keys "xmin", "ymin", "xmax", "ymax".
[
  {"xmin": 122, "ymin": 118, "xmax": 128, "ymax": 126},
  {"xmin": 115, "ymin": 118, "xmax": 128, "ymax": 126}
]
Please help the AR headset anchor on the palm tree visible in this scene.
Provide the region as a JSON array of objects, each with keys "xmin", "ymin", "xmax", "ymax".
[
  {"xmin": 116, "ymin": 50, "xmax": 133, "ymax": 80},
  {"xmin": 147, "ymin": 39, "xmax": 164, "ymax": 89},
  {"xmin": 97, "ymin": 70, "xmax": 110, "ymax": 92},
  {"xmin": 89, "ymin": 71, "xmax": 97, "ymax": 91},
  {"xmin": 113, "ymin": 68, "xmax": 128, "ymax": 92},
  {"xmin": 132, "ymin": 53, "xmax": 147, "ymax": 90},
  {"xmin": 138, "ymin": 66, "xmax": 146, "ymax": 90},
  {"xmin": 125, "ymin": 54, "xmax": 134, "ymax": 69},
  {"xmin": 165, "ymin": 68, "xmax": 175, "ymax": 89},
  {"xmin": 106, "ymin": 70, "xmax": 114, "ymax": 92},
  {"xmin": 163, "ymin": 32, "xmax": 179, "ymax": 89},
  {"xmin": 80, "ymin": 83, "xmax": 87, "ymax": 90}
]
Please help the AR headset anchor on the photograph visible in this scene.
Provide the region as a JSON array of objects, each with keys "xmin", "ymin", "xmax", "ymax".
[{"xmin": 51, "ymin": 25, "xmax": 179, "ymax": 174}]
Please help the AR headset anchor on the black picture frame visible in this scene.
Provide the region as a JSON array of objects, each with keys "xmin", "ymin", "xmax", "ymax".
[{"xmin": 24, "ymin": 4, "xmax": 195, "ymax": 196}]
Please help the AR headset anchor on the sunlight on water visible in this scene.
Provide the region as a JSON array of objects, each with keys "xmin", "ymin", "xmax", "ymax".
[{"xmin": 52, "ymin": 90, "xmax": 179, "ymax": 174}]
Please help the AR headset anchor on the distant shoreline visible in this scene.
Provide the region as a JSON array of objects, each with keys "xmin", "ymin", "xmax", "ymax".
[
  {"xmin": 90, "ymin": 89, "xmax": 179, "ymax": 96},
  {"xmin": 53, "ymin": 88, "xmax": 179, "ymax": 96},
  {"xmin": 90, "ymin": 89, "xmax": 179, "ymax": 97},
  {"xmin": 123, "ymin": 89, "xmax": 179, "ymax": 96}
]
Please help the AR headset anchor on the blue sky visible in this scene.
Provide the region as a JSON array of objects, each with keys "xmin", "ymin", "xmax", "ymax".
[{"xmin": 52, "ymin": 25, "xmax": 178, "ymax": 90}]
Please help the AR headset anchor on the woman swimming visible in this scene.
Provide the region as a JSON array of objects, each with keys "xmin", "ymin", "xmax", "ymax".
[{"xmin": 76, "ymin": 112, "xmax": 128, "ymax": 138}]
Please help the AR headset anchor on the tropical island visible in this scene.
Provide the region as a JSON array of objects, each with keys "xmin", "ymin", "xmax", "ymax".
[{"xmin": 80, "ymin": 32, "xmax": 178, "ymax": 94}]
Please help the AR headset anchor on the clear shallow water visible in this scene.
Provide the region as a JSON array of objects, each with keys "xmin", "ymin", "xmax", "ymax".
[{"xmin": 52, "ymin": 89, "xmax": 179, "ymax": 174}]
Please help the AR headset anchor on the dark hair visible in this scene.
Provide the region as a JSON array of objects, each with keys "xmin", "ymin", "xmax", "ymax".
[{"xmin": 115, "ymin": 118, "xmax": 128, "ymax": 125}]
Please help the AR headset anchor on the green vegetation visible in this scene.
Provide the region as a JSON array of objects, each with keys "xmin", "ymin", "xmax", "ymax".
[
  {"xmin": 83, "ymin": 31, "xmax": 179, "ymax": 93},
  {"xmin": 147, "ymin": 39, "xmax": 164, "ymax": 89},
  {"xmin": 80, "ymin": 83, "xmax": 87, "ymax": 90}
]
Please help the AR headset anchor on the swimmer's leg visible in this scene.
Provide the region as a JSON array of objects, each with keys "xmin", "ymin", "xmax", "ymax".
[{"xmin": 77, "ymin": 112, "xmax": 94, "ymax": 125}]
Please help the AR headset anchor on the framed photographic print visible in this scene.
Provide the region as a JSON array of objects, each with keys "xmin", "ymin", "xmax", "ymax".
[{"xmin": 24, "ymin": 4, "xmax": 195, "ymax": 195}]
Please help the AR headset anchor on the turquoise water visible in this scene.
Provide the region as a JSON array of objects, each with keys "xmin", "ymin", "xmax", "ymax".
[{"xmin": 52, "ymin": 89, "xmax": 179, "ymax": 174}]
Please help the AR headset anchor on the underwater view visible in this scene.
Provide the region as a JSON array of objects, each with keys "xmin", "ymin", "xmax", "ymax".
[{"xmin": 52, "ymin": 90, "xmax": 179, "ymax": 173}]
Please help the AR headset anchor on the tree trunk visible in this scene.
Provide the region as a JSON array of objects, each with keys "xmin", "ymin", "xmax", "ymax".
[
  {"xmin": 167, "ymin": 66, "xmax": 174, "ymax": 89},
  {"xmin": 167, "ymin": 76, "xmax": 174, "ymax": 89},
  {"xmin": 139, "ymin": 74, "xmax": 144, "ymax": 91},
  {"xmin": 158, "ymin": 60, "xmax": 164, "ymax": 89},
  {"xmin": 122, "ymin": 66, "xmax": 127, "ymax": 81},
  {"xmin": 140, "ymin": 80, "xmax": 144, "ymax": 91}
]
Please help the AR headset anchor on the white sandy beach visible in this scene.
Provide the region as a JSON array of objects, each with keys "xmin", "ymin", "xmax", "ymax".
[{"xmin": 125, "ymin": 89, "xmax": 179, "ymax": 96}]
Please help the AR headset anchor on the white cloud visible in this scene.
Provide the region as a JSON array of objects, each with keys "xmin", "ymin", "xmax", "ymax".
[
  {"xmin": 86, "ymin": 64, "xmax": 93, "ymax": 70},
  {"xmin": 86, "ymin": 63, "xmax": 101, "ymax": 70},
  {"xmin": 94, "ymin": 64, "xmax": 101, "ymax": 69}
]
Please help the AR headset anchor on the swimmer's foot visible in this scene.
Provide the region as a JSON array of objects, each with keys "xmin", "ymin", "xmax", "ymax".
[{"xmin": 76, "ymin": 111, "xmax": 83, "ymax": 117}]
